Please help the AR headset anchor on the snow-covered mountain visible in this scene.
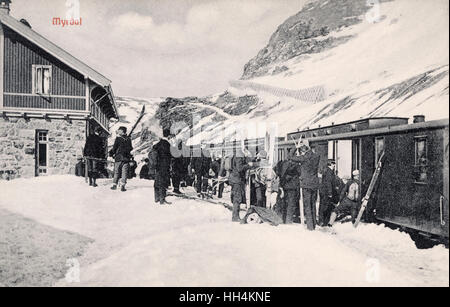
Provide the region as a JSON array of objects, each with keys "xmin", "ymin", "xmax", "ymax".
[
  {"xmin": 113, "ymin": 0, "xmax": 449, "ymax": 146},
  {"xmin": 235, "ymin": 0, "xmax": 449, "ymax": 134}
]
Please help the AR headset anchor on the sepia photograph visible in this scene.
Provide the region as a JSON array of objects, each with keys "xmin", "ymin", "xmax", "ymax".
[{"xmin": 0, "ymin": 0, "xmax": 448, "ymax": 292}]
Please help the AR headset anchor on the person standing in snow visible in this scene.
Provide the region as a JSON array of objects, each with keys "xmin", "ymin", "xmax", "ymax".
[
  {"xmin": 252, "ymin": 150, "xmax": 269, "ymax": 207},
  {"xmin": 229, "ymin": 149, "xmax": 257, "ymax": 222},
  {"xmin": 83, "ymin": 126, "xmax": 104, "ymax": 187},
  {"xmin": 289, "ymin": 144, "xmax": 320, "ymax": 230},
  {"xmin": 153, "ymin": 128, "xmax": 172, "ymax": 205},
  {"xmin": 128, "ymin": 156, "xmax": 137, "ymax": 179},
  {"xmin": 191, "ymin": 143, "xmax": 212, "ymax": 198},
  {"xmin": 171, "ymin": 139, "xmax": 187, "ymax": 195},
  {"xmin": 109, "ymin": 126, "xmax": 133, "ymax": 192},
  {"xmin": 139, "ymin": 158, "xmax": 151, "ymax": 180},
  {"xmin": 328, "ymin": 170, "xmax": 361, "ymax": 226},
  {"xmin": 210, "ymin": 154, "xmax": 225, "ymax": 198},
  {"xmin": 318, "ymin": 159, "xmax": 340, "ymax": 226},
  {"xmin": 274, "ymin": 150, "xmax": 302, "ymax": 224}
]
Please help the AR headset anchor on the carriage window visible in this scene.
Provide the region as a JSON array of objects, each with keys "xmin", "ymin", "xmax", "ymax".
[
  {"xmin": 414, "ymin": 137, "xmax": 428, "ymax": 183},
  {"xmin": 375, "ymin": 137, "xmax": 385, "ymax": 165},
  {"xmin": 32, "ymin": 65, "xmax": 52, "ymax": 95}
]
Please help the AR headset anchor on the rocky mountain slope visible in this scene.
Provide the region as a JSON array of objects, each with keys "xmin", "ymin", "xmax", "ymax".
[{"xmin": 242, "ymin": 0, "xmax": 374, "ymax": 79}]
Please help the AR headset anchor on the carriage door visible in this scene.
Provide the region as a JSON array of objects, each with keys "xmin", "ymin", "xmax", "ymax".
[
  {"xmin": 35, "ymin": 130, "xmax": 48, "ymax": 176},
  {"xmin": 336, "ymin": 140, "xmax": 353, "ymax": 179}
]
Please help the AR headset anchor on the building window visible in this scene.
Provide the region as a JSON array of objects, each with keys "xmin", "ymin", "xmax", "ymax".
[
  {"xmin": 414, "ymin": 136, "xmax": 428, "ymax": 183},
  {"xmin": 32, "ymin": 65, "xmax": 52, "ymax": 95},
  {"xmin": 375, "ymin": 137, "xmax": 385, "ymax": 165}
]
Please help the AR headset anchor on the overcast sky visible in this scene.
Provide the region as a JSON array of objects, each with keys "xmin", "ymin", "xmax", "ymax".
[{"xmin": 9, "ymin": 0, "xmax": 304, "ymax": 98}]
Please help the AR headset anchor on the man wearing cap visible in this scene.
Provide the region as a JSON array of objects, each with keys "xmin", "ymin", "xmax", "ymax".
[
  {"xmin": 153, "ymin": 128, "xmax": 172, "ymax": 205},
  {"xmin": 171, "ymin": 138, "xmax": 187, "ymax": 195},
  {"xmin": 289, "ymin": 144, "xmax": 320, "ymax": 230},
  {"xmin": 109, "ymin": 126, "xmax": 133, "ymax": 192},
  {"xmin": 83, "ymin": 126, "xmax": 104, "ymax": 187},
  {"xmin": 229, "ymin": 149, "xmax": 258, "ymax": 222},
  {"xmin": 328, "ymin": 170, "xmax": 361, "ymax": 226}
]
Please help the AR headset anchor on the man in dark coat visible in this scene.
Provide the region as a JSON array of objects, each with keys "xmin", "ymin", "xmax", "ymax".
[
  {"xmin": 274, "ymin": 155, "xmax": 302, "ymax": 224},
  {"xmin": 139, "ymin": 158, "xmax": 151, "ymax": 180},
  {"xmin": 109, "ymin": 126, "xmax": 133, "ymax": 192},
  {"xmin": 251, "ymin": 150, "xmax": 268, "ymax": 207},
  {"xmin": 75, "ymin": 158, "xmax": 85, "ymax": 177},
  {"xmin": 229, "ymin": 149, "xmax": 256, "ymax": 222},
  {"xmin": 83, "ymin": 126, "xmax": 104, "ymax": 187},
  {"xmin": 171, "ymin": 139, "xmax": 187, "ymax": 194},
  {"xmin": 319, "ymin": 159, "xmax": 339, "ymax": 226},
  {"xmin": 153, "ymin": 129, "xmax": 172, "ymax": 205},
  {"xmin": 191, "ymin": 144, "xmax": 211, "ymax": 197},
  {"xmin": 210, "ymin": 155, "xmax": 225, "ymax": 198},
  {"xmin": 289, "ymin": 144, "xmax": 320, "ymax": 230},
  {"xmin": 128, "ymin": 156, "xmax": 137, "ymax": 179}
]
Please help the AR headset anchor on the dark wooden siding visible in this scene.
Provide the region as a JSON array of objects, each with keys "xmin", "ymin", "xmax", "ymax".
[
  {"xmin": 3, "ymin": 95, "xmax": 85, "ymax": 110},
  {"xmin": 375, "ymin": 128, "xmax": 446, "ymax": 236},
  {"xmin": 2, "ymin": 26, "xmax": 86, "ymax": 110}
]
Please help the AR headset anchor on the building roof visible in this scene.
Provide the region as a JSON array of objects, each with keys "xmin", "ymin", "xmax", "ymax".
[{"xmin": 0, "ymin": 11, "xmax": 112, "ymax": 87}]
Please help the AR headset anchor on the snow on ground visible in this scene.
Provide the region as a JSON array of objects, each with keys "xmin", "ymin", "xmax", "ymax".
[{"xmin": 0, "ymin": 176, "xmax": 448, "ymax": 286}]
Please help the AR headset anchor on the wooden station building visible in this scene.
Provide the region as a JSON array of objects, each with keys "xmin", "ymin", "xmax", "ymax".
[{"xmin": 0, "ymin": 1, "xmax": 118, "ymax": 179}]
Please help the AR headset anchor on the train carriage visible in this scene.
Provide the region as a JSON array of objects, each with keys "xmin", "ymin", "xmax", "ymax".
[
  {"xmin": 280, "ymin": 116, "xmax": 449, "ymax": 243},
  {"xmin": 194, "ymin": 116, "xmax": 448, "ymax": 244}
]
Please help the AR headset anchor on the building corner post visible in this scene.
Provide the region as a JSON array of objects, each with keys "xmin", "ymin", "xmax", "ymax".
[
  {"xmin": 85, "ymin": 76, "xmax": 90, "ymax": 136},
  {"xmin": 0, "ymin": 22, "xmax": 5, "ymax": 110}
]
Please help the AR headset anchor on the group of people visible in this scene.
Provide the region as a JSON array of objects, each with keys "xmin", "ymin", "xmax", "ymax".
[
  {"xmin": 227, "ymin": 143, "xmax": 362, "ymax": 229},
  {"xmin": 82, "ymin": 125, "xmax": 363, "ymax": 228},
  {"xmin": 148, "ymin": 129, "xmax": 226, "ymax": 205},
  {"xmin": 82, "ymin": 126, "xmax": 137, "ymax": 191}
]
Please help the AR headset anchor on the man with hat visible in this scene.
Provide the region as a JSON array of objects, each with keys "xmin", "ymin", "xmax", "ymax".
[
  {"xmin": 274, "ymin": 148, "xmax": 302, "ymax": 224},
  {"xmin": 328, "ymin": 169, "xmax": 361, "ymax": 226},
  {"xmin": 288, "ymin": 143, "xmax": 320, "ymax": 230},
  {"xmin": 109, "ymin": 126, "xmax": 133, "ymax": 192},
  {"xmin": 153, "ymin": 128, "xmax": 173, "ymax": 205},
  {"xmin": 83, "ymin": 126, "xmax": 104, "ymax": 187},
  {"xmin": 229, "ymin": 148, "xmax": 258, "ymax": 222},
  {"xmin": 319, "ymin": 159, "xmax": 340, "ymax": 226}
]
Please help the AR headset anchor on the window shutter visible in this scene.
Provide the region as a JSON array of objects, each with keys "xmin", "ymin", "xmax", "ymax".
[
  {"xmin": 37, "ymin": 67, "xmax": 43, "ymax": 94},
  {"xmin": 43, "ymin": 68, "xmax": 51, "ymax": 94}
]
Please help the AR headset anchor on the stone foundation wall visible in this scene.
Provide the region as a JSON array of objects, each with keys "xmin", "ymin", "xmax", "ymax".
[{"xmin": 0, "ymin": 117, "xmax": 86, "ymax": 179}]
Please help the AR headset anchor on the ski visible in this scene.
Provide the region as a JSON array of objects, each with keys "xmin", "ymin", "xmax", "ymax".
[
  {"xmin": 128, "ymin": 105, "xmax": 146, "ymax": 137},
  {"xmin": 166, "ymin": 191, "xmax": 239, "ymax": 212},
  {"xmin": 264, "ymin": 127, "xmax": 277, "ymax": 209},
  {"xmin": 354, "ymin": 151, "xmax": 386, "ymax": 228}
]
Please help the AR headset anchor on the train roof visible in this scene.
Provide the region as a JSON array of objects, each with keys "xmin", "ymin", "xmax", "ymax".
[
  {"xmin": 287, "ymin": 117, "xmax": 409, "ymax": 138},
  {"xmin": 281, "ymin": 118, "xmax": 449, "ymax": 146}
]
